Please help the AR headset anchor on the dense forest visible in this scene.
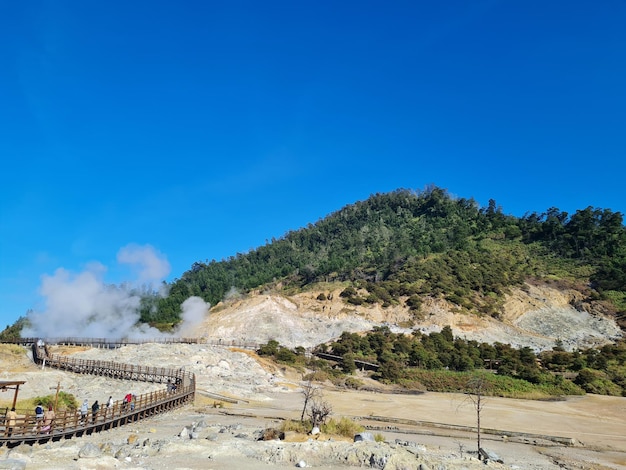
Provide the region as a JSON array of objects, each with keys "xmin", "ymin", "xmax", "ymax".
[
  {"xmin": 256, "ymin": 326, "xmax": 626, "ymax": 397},
  {"xmin": 138, "ymin": 186, "xmax": 626, "ymax": 325}
]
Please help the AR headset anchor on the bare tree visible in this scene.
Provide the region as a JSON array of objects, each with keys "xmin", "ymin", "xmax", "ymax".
[
  {"xmin": 462, "ymin": 375, "xmax": 491, "ymax": 456},
  {"xmin": 300, "ymin": 379, "xmax": 320, "ymax": 422},
  {"xmin": 308, "ymin": 398, "xmax": 332, "ymax": 428}
]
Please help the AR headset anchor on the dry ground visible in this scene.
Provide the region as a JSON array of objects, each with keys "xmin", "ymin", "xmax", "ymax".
[{"xmin": 3, "ymin": 343, "xmax": 625, "ymax": 469}]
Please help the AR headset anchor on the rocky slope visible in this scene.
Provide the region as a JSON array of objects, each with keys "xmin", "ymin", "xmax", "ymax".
[{"xmin": 194, "ymin": 282, "xmax": 623, "ymax": 351}]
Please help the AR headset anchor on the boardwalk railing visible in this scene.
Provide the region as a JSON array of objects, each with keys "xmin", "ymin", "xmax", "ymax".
[
  {"xmin": 0, "ymin": 340, "xmax": 196, "ymax": 447},
  {"xmin": 1, "ymin": 337, "xmax": 259, "ymax": 350}
]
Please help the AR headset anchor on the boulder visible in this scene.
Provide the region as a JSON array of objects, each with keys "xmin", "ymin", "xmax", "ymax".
[{"xmin": 78, "ymin": 442, "xmax": 101, "ymax": 458}]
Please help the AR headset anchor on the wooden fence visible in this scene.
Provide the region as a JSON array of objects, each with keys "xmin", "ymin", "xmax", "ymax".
[
  {"xmin": 1, "ymin": 337, "xmax": 260, "ymax": 350},
  {"xmin": 0, "ymin": 340, "xmax": 195, "ymax": 447}
]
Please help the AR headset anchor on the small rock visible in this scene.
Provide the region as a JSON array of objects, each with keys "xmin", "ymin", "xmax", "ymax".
[
  {"xmin": 310, "ymin": 426, "xmax": 320, "ymax": 435},
  {"xmin": 78, "ymin": 442, "xmax": 101, "ymax": 458},
  {"xmin": 296, "ymin": 460, "xmax": 307, "ymax": 468},
  {"xmin": 0, "ymin": 459, "xmax": 27, "ymax": 470}
]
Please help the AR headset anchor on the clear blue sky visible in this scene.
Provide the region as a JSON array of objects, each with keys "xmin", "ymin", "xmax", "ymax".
[{"xmin": 1, "ymin": 1, "xmax": 625, "ymax": 330}]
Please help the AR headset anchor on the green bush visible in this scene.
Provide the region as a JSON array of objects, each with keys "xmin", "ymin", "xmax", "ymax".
[
  {"xmin": 302, "ymin": 370, "xmax": 331, "ymax": 382},
  {"xmin": 31, "ymin": 391, "xmax": 78, "ymax": 411},
  {"xmin": 575, "ymin": 368, "xmax": 623, "ymax": 396},
  {"xmin": 344, "ymin": 377, "xmax": 363, "ymax": 389},
  {"xmin": 322, "ymin": 417, "xmax": 364, "ymax": 437},
  {"xmin": 281, "ymin": 419, "xmax": 310, "ymax": 434}
]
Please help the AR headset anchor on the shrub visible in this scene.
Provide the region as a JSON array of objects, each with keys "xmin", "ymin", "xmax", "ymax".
[
  {"xmin": 344, "ymin": 377, "xmax": 363, "ymax": 390},
  {"xmin": 276, "ymin": 347, "xmax": 297, "ymax": 364},
  {"xmin": 258, "ymin": 340, "xmax": 280, "ymax": 356},
  {"xmin": 302, "ymin": 370, "xmax": 330, "ymax": 382},
  {"xmin": 280, "ymin": 419, "xmax": 310, "ymax": 434},
  {"xmin": 31, "ymin": 392, "xmax": 78, "ymax": 411},
  {"xmin": 575, "ymin": 368, "xmax": 623, "ymax": 396},
  {"xmin": 322, "ymin": 417, "xmax": 364, "ymax": 438},
  {"xmin": 340, "ymin": 287, "xmax": 357, "ymax": 298}
]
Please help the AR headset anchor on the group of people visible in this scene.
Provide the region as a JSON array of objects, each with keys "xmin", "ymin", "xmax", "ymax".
[
  {"xmin": 3, "ymin": 391, "xmax": 140, "ymax": 437},
  {"xmin": 35, "ymin": 403, "xmax": 55, "ymax": 433},
  {"xmin": 3, "ymin": 403, "xmax": 55, "ymax": 436},
  {"xmin": 79, "ymin": 393, "xmax": 134, "ymax": 424}
]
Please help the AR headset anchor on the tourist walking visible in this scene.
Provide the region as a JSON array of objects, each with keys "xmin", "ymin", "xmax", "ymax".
[
  {"xmin": 42, "ymin": 405, "xmax": 55, "ymax": 434},
  {"xmin": 80, "ymin": 399, "xmax": 89, "ymax": 424},
  {"xmin": 34, "ymin": 402, "xmax": 44, "ymax": 431},
  {"xmin": 5, "ymin": 408, "xmax": 17, "ymax": 437},
  {"xmin": 91, "ymin": 400, "xmax": 99, "ymax": 423},
  {"xmin": 123, "ymin": 393, "xmax": 132, "ymax": 411}
]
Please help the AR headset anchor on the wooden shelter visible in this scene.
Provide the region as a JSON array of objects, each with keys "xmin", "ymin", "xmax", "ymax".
[{"xmin": 0, "ymin": 381, "xmax": 26, "ymax": 410}]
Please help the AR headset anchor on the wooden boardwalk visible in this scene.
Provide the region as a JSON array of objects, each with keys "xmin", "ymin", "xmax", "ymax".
[
  {"xmin": 0, "ymin": 341, "xmax": 196, "ymax": 447},
  {"xmin": 1, "ymin": 336, "xmax": 259, "ymax": 350}
]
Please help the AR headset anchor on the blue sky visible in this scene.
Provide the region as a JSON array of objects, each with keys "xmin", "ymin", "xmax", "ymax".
[{"xmin": 1, "ymin": 1, "xmax": 625, "ymax": 330}]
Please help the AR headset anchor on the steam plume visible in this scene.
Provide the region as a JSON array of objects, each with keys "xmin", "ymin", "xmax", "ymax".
[{"xmin": 22, "ymin": 244, "xmax": 209, "ymax": 339}]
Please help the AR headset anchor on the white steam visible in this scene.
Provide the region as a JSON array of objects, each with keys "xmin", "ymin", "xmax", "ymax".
[
  {"xmin": 22, "ymin": 244, "xmax": 209, "ymax": 339},
  {"xmin": 117, "ymin": 244, "xmax": 171, "ymax": 284},
  {"xmin": 176, "ymin": 296, "xmax": 209, "ymax": 337}
]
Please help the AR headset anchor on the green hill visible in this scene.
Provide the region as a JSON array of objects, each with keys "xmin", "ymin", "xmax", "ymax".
[{"xmin": 144, "ymin": 186, "xmax": 625, "ymax": 326}]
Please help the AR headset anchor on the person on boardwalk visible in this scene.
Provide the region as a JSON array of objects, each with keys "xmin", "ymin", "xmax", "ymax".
[
  {"xmin": 34, "ymin": 402, "xmax": 44, "ymax": 431},
  {"xmin": 42, "ymin": 405, "xmax": 55, "ymax": 434},
  {"xmin": 91, "ymin": 400, "xmax": 99, "ymax": 423},
  {"xmin": 80, "ymin": 399, "xmax": 89, "ymax": 424},
  {"xmin": 35, "ymin": 403, "xmax": 44, "ymax": 421},
  {"xmin": 5, "ymin": 408, "xmax": 17, "ymax": 437},
  {"xmin": 123, "ymin": 393, "xmax": 132, "ymax": 411},
  {"xmin": 106, "ymin": 395, "xmax": 113, "ymax": 409}
]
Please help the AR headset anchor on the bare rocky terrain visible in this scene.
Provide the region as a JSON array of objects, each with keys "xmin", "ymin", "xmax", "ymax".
[
  {"xmin": 1, "ymin": 282, "xmax": 625, "ymax": 469},
  {"xmin": 200, "ymin": 283, "xmax": 622, "ymax": 351}
]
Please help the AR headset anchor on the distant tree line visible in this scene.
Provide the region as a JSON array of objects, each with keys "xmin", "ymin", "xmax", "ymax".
[{"xmin": 257, "ymin": 326, "xmax": 626, "ymax": 397}]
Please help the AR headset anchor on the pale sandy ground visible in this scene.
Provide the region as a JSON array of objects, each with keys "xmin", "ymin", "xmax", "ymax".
[
  {"xmin": 228, "ymin": 389, "xmax": 626, "ymax": 470},
  {"xmin": 3, "ymin": 344, "xmax": 626, "ymax": 469},
  {"xmin": 13, "ymin": 390, "xmax": 623, "ymax": 470}
]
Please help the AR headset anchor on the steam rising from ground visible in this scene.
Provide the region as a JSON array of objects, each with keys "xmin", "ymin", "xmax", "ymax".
[{"xmin": 23, "ymin": 245, "xmax": 209, "ymax": 339}]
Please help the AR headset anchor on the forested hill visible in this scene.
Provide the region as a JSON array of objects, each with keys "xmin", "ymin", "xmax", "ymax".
[{"xmin": 144, "ymin": 186, "xmax": 626, "ymax": 326}]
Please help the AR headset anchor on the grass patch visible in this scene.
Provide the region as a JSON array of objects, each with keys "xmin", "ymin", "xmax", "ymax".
[
  {"xmin": 281, "ymin": 419, "xmax": 310, "ymax": 434},
  {"xmin": 30, "ymin": 392, "xmax": 78, "ymax": 411},
  {"xmin": 0, "ymin": 344, "xmax": 26, "ymax": 356},
  {"xmin": 280, "ymin": 416, "xmax": 365, "ymax": 439},
  {"xmin": 322, "ymin": 417, "xmax": 365, "ymax": 437},
  {"xmin": 405, "ymin": 369, "xmax": 585, "ymax": 399}
]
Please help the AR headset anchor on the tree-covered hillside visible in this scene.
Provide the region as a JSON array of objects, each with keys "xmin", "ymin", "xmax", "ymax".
[{"xmin": 141, "ymin": 186, "xmax": 626, "ymax": 326}]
